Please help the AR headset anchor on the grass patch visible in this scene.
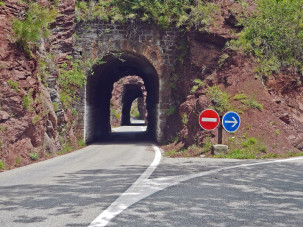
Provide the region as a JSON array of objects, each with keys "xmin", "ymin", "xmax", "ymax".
[
  {"xmin": 7, "ymin": 79, "xmax": 19, "ymax": 92},
  {"xmin": 190, "ymin": 79, "xmax": 205, "ymax": 94},
  {"xmin": 164, "ymin": 144, "xmax": 203, "ymax": 157},
  {"xmin": 22, "ymin": 89, "xmax": 34, "ymax": 111},
  {"xmin": 215, "ymin": 136, "xmax": 270, "ymax": 159},
  {"xmin": 0, "ymin": 160, "xmax": 4, "ymax": 170},
  {"xmin": 0, "ymin": 125, "xmax": 7, "ymax": 132},
  {"xmin": 32, "ymin": 115, "xmax": 41, "ymax": 125},
  {"xmin": 57, "ymin": 142, "xmax": 73, "ymax": 156},
  {"xmin": 234, "ymin": 91, "xmax": 263, "ymax": 111},
  {"xmin": 78, "ymin": 139, "xmax": 86, "ymax": 147},
  {"xmin": 29, "ymin": 151, "xmax": 39, "ymax": 161}
]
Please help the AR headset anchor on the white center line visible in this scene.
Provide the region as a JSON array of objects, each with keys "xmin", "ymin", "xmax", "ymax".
[{"xmin": 88, "ymin": 145, "xmax": 162, "ymax": 227}]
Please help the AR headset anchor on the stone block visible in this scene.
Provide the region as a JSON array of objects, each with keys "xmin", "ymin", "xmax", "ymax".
[{"xmin": 211, "ymin": 144, "xmax": 228, "ymax": 155}]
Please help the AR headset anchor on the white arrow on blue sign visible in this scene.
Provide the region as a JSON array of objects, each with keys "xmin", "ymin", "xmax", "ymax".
[{"xmin": 222, "ymin": 111, "xmax": 241, "ymax": 133}]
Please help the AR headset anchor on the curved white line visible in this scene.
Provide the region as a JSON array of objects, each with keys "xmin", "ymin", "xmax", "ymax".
[{"xmin": 88, "ymin": 145, "xmax": 162, "ymax": 227}]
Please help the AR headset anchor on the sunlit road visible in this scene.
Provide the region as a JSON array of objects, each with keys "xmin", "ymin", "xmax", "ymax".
[{"xmin": 0, "ymin": 124, "xmax": 303, "ymax": 226}]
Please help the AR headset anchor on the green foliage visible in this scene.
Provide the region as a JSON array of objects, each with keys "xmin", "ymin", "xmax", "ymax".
[
  {"xmin": 216, "ymin": 137, "xmax": 268, "ymax": 159},
  {"xmin": 274, "ymin": 129, "xmax": 280, "ymax": 136},
  {"xmin": 130, "ymin": 99, "xmax": 140, "ymax": 118},
  {"xmin": 0, "ymin": 1, "xmax": 4, "ymax": 7},
  {"xmin": 7, "ymin": 79, "xmax": 20, "ymax": 92},
  {"xmin": 167, "ymin": 106, "xmax": 176, "ymax": 116},
  {"xmin": 206, "ymin": 85, "xmax": 232, "ymax": 113},
  {"xmin": 203, "ymin": 136, "xmax": 212, "ymax": 153},
  {"xmin": 57, "ymin": 142, "xmax": 73, "ymax": 155},
  {"xmin": 0, "ymin": 160, "xmax": 4, "ymax": 170},
  {"xmin": 230, "ymin": 0, "xmax": 303, "ymax": 76},
  {"xmin": 12, "ymin": 2, "xmax": 58, "ymax": 55},
  {"xmin": 190, "ymin": 79, "xmax": 205, "ymax": 94},
  {"xmin": 32, "ymin": 114, "xmax": 41, "ymax": 125},
  {"xmin": 111, "ymin": 108, "xmax": 121, "ymax": 119},
  {"xmin": 164, "ymin": 144, "xmax": 202, "ymax": 157},
  {"xmin": 15, "ymin": 156, "xmax": 21, "ymax": 167},
  {"xmin": 181, "ymin": 113, "xmax": 188, "ymax": 125},
  {"xmin": 0, "ymin": 126, "xmax": 7, "ymax": 132},
  {"xmin": 75, "ymin": 0, "xmax": 218, "ymax": 30},
  {"xmin": 29, "ymin": 151, "xmax": 39, "ymax": 161},
  {"xmin": 58, "ymin": 57, "xmax": 90, "ymax": 109},
  {"xmin": 233, "ymin": 93, "xmax": 248, "ymax": 101},
  {"xmin": 52, "ymin": 102, "xmax": 59, "ymax": 112},
  {"xmin": 241, "ymin": 98, "xmax": 263, "ymax": 110},
  {"xmin": 22, "ymin": 89, "xmax": 34, "ymax": 111},
  {"xmin": 234, "ymin": 91, "xmax": 263, "ymax": 111},
  {"xmin": 78, "ymin": 139, "xmax": 86, "ymax": 147},
  {"xmin": 218, "ymin": 53, "xmax": 230, "ymax": 68}
]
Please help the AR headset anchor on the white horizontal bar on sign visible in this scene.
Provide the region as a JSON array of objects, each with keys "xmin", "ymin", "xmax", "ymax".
[{"xmin": 202, "ymin": 117, "xmax": 217, "ymax": 122}]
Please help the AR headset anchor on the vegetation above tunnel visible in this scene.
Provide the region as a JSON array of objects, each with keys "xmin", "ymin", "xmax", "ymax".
[{"xmin": 75, "ymin": 0, "xmax": 218, "ymax": 30}]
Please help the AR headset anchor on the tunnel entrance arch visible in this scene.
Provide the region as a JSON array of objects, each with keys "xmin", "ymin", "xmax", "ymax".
[{"xmin": 85, "ymin": 52, "xmax": 159, "ymax": 143}]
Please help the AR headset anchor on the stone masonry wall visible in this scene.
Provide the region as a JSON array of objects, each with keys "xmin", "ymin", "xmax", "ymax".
[{"xmin": 73, "ymin": 21, "xmax": 183, "ymax": 142}]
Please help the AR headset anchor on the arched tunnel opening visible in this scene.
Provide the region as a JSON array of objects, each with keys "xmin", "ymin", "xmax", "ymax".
[
  {"xmin": 85, "ymin": 52, "xmax": 159, "ymax": 143},
  {"xmin": 121, "ymin": 83, "xmax": 145, "ymax": 126}
]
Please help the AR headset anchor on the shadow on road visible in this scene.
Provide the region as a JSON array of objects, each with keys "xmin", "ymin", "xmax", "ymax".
[{"xmin": 1, "ymin": 160, "xmax": 302, "ymax": 226}]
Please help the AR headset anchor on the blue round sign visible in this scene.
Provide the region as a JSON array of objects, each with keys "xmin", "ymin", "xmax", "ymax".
[{"xmin": 222, "ymin": 111, "xmax": 241, "ymax": 133}]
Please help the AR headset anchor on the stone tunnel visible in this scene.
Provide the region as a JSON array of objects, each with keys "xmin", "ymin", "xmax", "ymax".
[{"xmin": 73, "ymin": 21, "xmax": 182, "ymax": 143}]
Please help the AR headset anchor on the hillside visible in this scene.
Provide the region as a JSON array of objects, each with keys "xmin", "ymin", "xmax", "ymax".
[{"xmin": 0, "ymin": 0, "xmax": 303, "ymax": 170}]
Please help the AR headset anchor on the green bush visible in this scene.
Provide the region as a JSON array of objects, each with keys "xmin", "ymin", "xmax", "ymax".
[
  {"xmin": 190, "ymin": 78, "xmax": 205, "ymax": 93},
  {"xmin": 230, "ymin": 0, "xmax": 303, "ymax": 76},
  {"xmin": 76, "ymin": 0, "xmax": 217, "ymax": 30},
  {"xmin": 7, "ymin": 79, "xmax": 19, "ymax": 92},
  {"xmin": 29, "ymin": 151, "xmax": 39, "ymax": 161},
  {"xmin": 12, "ymin": 2, "xmax": 58, "ymax": 54},
  {"xmin": 206, "ymin": 85, "xmax": 232, "ymax": 113},
  {"xmin": 0, "ymin": 160, "xmax": 4, "ymax": 170},
  {"xmin": 22, "ymin": 89, "xmax": 34, "ymax": 111},
  {"xmin": 58, "ymin": 58, "xmax": 89, "ymax": 109}
]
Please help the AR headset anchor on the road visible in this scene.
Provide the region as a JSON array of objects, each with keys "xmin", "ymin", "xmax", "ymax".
[{"xmin": 0, "ymin": 125, "xmax": 303, "ymax": 226}]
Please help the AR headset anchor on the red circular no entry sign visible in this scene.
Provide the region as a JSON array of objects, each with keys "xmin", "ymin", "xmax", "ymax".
[{"xmin": 199, "ymin": 109, "xmax": 220, "ymax": 131}]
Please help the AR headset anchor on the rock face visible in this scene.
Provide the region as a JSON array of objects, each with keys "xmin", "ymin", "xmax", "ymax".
[{"xmin": 0, "ymin": 0, "xmax": 77, "ymax": 169}]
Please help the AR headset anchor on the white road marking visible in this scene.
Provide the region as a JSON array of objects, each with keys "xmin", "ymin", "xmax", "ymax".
[
  {"xmin": 88, "ymin": 145, "xmax": 162, "ymax": 227},
  {"xmin": 89, "ymin": 153, "xmax": 303, "ymax": 227},
  {"xmin": 202, "ymin": 117, "xmax": 217, "ymax": 122}
]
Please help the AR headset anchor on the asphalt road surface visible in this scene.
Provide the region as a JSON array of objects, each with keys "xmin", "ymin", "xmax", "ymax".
[{"xmin": 0, "ymin": 125, "xmax": 303, "ymax": 227}]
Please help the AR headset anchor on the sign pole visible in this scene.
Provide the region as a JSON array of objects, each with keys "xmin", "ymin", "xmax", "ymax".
[{"xmin": 218, "ymin": 116, "xmax": 223, "ymax": 144}]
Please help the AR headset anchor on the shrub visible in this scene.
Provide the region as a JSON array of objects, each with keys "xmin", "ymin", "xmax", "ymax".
[
  {"xmin": 58, "ymin": 57, "xmax": 89, "ymax": 109},
  {"xmin": 75, "ymin": 0, "xmax": 218, "ymax": 31},
  {"xmin": 7, "ymin": 79, "xmax": 19, "ymax": 92},
  {"xmin": 29, "ymin": 151, "xmax": 39, "ymax": 161},
  {"xmin": 12, "ymin": 2, "xmax": 58, "ymax": 55},
  {"xmin": 190, "ymin": 78, "xmax": 205, "ymax": 93},
  {"xmin": 167, "ymin": 106, "xmax": 176, "ymax": 116},
  {"xmin": 0, "ymin": 160, "xmax": 4, "ymax": 170},
  {"xmin": 230, "ymin": 0, "xmax": 303, "ymax": 76},
  {"xmin": 22, "ymin": 89, "xmax": 34, "ymax": 111},
  {"xmin": 206, "ymin": 85, "xmax": 232, "ymax": 113}
]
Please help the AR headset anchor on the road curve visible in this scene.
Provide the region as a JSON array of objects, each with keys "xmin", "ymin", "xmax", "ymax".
[{"xmin": 0, "ymin": 126, "xmax": 156, "ymax": 227}]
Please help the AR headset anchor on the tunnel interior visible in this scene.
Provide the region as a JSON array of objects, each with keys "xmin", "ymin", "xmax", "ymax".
[
  {"xmin": 85, "ymin": 52, "xmax": 159, "ymax": 143},
  {"xmin": 121, "ymin": 83, "xmax": 144, "ymax": 126}
]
